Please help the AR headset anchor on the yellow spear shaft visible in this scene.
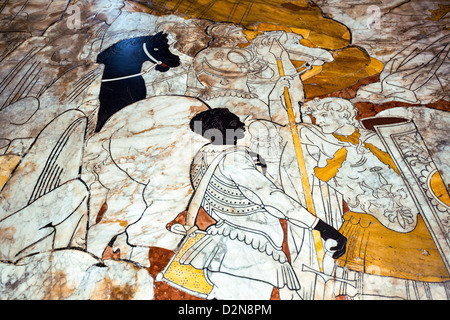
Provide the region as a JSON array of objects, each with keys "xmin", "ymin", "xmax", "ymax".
[{"xmin": 276, "ymin": 59, "xmax": 325, "ymax": 272}]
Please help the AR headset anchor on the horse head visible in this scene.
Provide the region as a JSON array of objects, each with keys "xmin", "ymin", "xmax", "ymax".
[
  {"xmin": 280, "ymin": 33, "xmax": 334, "ymax": 66},
  {"xmin": 146, "ymin": 31, "xmax": 181, "ymax": 72}
]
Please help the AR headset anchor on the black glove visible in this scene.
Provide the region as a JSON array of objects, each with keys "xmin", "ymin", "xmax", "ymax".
[{"xmin": 314, "ymin": 220, "xmax": 347, "ymax": 259}]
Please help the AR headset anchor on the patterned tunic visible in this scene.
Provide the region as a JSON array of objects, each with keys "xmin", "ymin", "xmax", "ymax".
[{"xmin": 181, "ymin": 144, "xmax": 318, "ymax": 289}]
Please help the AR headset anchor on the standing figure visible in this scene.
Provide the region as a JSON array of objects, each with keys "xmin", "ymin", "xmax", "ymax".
[
  {"xmin": 293, "ymin": 97, "xmax": 420, "ymax": 233},
  {"xmin": 185, "ymin": 23, "xmax": 271, "ymax": 120},
  {"xmin": 248, "ymin": 31, "xmax": 334, "ymax": 125},
  {"xmin": 177, "ymin": 108, "xmax": 346, "ymax": 300}
]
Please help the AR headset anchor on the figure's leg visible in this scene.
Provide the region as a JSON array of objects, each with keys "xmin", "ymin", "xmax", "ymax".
[
  {"xmin": 51, "ymin": 179, "xmax": 90, "ymax": 250},
  {"xmin": 278, "ymin": 286, "xmax": 302, "ymax": 300},
  {"xmin": 0, "ymin": 108, "xmax": 89, "ymax": 261},
  {"xmin": 0, "ymin": 179, "xmax": 89, "ymax": 261},
  {"xmin": 347, "ymin": 269, "xmax": 450, "ymax": 300},
  {"xmin": 205, "ymin": 270, "xmax": 273, "ymax": 300},
  {"xmin": 0, "ymin": 110, "xmax": 87, "ymax": 216}
]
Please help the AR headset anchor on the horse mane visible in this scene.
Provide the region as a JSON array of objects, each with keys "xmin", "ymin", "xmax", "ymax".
[{"xmin": 97, "ymin": 32, "xmax": 170, "ymax": 62}]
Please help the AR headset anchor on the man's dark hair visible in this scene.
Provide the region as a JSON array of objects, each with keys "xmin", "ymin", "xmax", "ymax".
[{"xmin": 190, "ymin": 108, "xmax": 245, "ymax": 144}]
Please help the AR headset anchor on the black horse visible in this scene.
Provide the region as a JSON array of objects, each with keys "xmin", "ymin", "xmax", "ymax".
[{"xmin": 95, "ymin": 32, "xmax": 180, "ymax": 132}]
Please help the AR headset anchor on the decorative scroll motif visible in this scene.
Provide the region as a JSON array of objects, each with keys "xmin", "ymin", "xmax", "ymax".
[
  {"xmin": 375, "ymin": 121, "xmax": 450, "ymax": 273},
  {"xmin": 394, "ymin": 129, "xmax": 450, "ymax": 239}
]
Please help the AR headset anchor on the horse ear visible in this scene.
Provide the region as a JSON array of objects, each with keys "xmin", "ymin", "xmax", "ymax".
[{"xmin": 154, "ymin": 31, "xmax": 168, "ymax": 44}]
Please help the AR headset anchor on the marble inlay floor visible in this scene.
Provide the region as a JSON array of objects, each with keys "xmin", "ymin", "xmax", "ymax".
[{"xmin": 0, "ymin": 0, "xmax": 448, "ymax": 301}]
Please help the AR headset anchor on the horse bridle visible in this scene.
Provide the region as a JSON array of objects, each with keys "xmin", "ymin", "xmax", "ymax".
[
  {"xmin": 101, "ymin": 43, "xmax": 167, "ymax": 83},
  {"xmin": 143, "ymin": 43, "xmax": 164, "ymax": 66}
]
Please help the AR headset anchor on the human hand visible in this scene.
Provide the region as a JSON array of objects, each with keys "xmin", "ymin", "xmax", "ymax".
[
  {"xmin": 270, "ymin": 75, "xmax": 294, "ymax": 100},
  {"xmin": 314, "ymin": 220, "xmax": 347, "ymax": 259},
  {"xmin": 170, "ymin": 223, "xmax": 198, "ymax": 237}
]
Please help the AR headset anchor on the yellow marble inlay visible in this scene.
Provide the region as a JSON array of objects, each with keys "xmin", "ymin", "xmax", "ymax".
[
  {"xmin": 249, "ymin": 22, "xmax": 384, "ymax": 96},
  {"xmin": 428, "ymin": 4, "xmax": 450, "ymax": 21},
  {"xmin": 314, "ymin": 147, "xmax": 347, "ymax": 183},
  {"xmin": 163, "ymin": 233, "xmax": 213, "ymax": 296},
  {"xmin": 338, "ymin": 212, "xmax": 450, "ymax": 282},
  {"xmin": 314, "ymin": 129, "xmax": 401, "ymax": 182},
  {"xmin": 363, "ymin": 143, "xmax": 400, "ymax": 175},
  {"xmin": 430, "ymin": 171, "xmax": 450, "ymax": 206},
  {"xmin": 0, "ymin": 155, "xmax": 21, "ymax": 190},
  {"xmin": 124, "ymin": 0, "xmax": 384, "ymax": 97}
]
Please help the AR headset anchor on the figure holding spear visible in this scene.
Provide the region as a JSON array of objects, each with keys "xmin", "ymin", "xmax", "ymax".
[{"xmin": 269, "ymin": 33, "xmax": 332, "ymax": 273}]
